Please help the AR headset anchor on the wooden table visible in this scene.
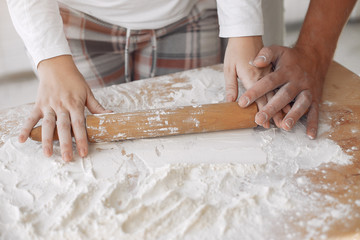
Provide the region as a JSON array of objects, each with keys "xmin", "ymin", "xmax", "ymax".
[
  {"xmin": 0, "ymin": 62, "xmax": 359, "ymax": 239},
  {"xmin": 304, "ymin": 62, "xmax": 360, "ymax": 239}
]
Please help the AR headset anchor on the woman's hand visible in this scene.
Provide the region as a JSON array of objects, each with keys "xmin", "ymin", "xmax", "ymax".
[
  {"xmin": 18, "ymin": 55, "xmax": 111, "ymax": 162},
  {"xmin": 223, "ymin": 36, "xmax": 286, "ymax": 128}
]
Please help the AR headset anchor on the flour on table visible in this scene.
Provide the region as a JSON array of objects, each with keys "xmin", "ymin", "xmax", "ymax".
[{"xmin": 0, "ymin": 67, "xmax": 352, "ymax": 240}]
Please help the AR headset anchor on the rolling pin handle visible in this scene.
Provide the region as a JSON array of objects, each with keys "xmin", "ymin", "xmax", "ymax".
[{"xmin": 30, "ymin": 126, "xmax": 62, "ymax": 142}]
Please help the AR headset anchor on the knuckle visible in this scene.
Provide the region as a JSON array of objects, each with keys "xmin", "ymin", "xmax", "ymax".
[
  {"xmin": 223, "ymin": 63, "xmax": 234, "ymax": 75},
  {"xmin": 245, "ymin": 89, "xmax": 257, "ymax": 101},
  {"xmin": 27, "ymin": 116, "xmax": 37, "ymax": 123},
  {"xmin": 94, "ymin": 103, "xmax": 104, "ymax": 111},
  {"xmin": 263, "ymin": 103, "xmax": 275, "ymax": 115},
  {"xmin": 226, "ymin": 83, "xmax": 238, "ymax": 92},
  {"xmin": 303, "ymin": 97, "xmax": 312, "ymax": 107},
  {"xmin": 72, "ymin": 100, "xmax": 85, "ymax": 110},
  {"xmin": 260, "ymin": 47, "xmax": 272, "ymax": 59},
  {"xmin": 247, "ymin": 69, "xmax": 262, "ymax": 81},
  {"xmin": 255, "ymin": 100, "xmax": 265, "ymax": 110},
  {"xmin": 308, "ymin": 103, "xmax": 320, "ymax": 115},
  {"xmin": 42, "ymin": 118, "xmax": 56, "ymax": 126},
  {"xmin": 282, "ymin": 85, "xmax": 297, "ymax": 102},
  {"xmin": 72, "ymin": 118, "xmax": 85, "ymax": 128},
  {"xmin": 266, "ymin": 91, "xmax": 275, "ymax": 100},
  {"xmin": 44, "ymin": 139, "xmax": 53, "ymax": 146},
  {"xmin": 298, "ymin": 91, "xmax": 312, "ymax": 107},
  {"xmin": 57, "ymin": 121, "xmax": 70, "ymax": 130},
  {"xmin": 60, "ymin": 142, "xmax": 73, "ymax": 151},
  {"xmin": 76, "ymin": 138, "xmax": 88, "ymax": 146},
  {"xmin": 20, "ymin": 128, "xmax": 29, "ymax": 136},
  {"xmin": 304, "ymin": 91, "xmax": 313, "ymax": 103},
  {"xmin": 266, "ymin": 74, "xmax": 281, "ymax": 87},
  {"xmin": 54, "ymin": 106, "xmax": 67, "ymax": 114},
  {"xmin": 301, "ymin": 89, "xmax": 312, "ymax": 99},
  {"xmin": 290, "ymin": 109, "xmax": 303, "ymax": 120},
  {"xmin": 57, "ymin": 100, "xmax": 65, "ymax": 109}
]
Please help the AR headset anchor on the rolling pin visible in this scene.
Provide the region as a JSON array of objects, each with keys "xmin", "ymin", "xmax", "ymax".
[{"xmin": 30, "ymin": 102, "xmax": 258, "ymax": 143}]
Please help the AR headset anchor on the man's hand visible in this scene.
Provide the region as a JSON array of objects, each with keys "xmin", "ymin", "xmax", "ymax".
[
  {"xmin": 237, "ymin": 0, "xmax": 357, "ymax": 139},
  {"xmin": 238, "ymin": 45, "xmax": 327, "ymax": 139},
  {"xmin": 18, "ymin": 55, "xmax": 111, "ymax": 162},
  {"xmin": 224, "ymin": 36, "xmax": 285, "ymax": 128}
]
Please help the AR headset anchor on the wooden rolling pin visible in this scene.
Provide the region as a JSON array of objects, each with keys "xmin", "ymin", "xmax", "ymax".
[{"xmin": 30, "ymin": 102, "xmax": 258, "ymax": 143}]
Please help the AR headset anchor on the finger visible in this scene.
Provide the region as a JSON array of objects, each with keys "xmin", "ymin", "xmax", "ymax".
[
  {"xmin": 238, "ymin": 71, "xmax": 286, "ymax": 108},
  {"xmin": 56, "ymin": 111, "xmax": 73, "ymax": 162},
  {"xmin": 86, "ymin": 91, "xmax": 112, "ymax": 114},
  {"xmin": 70, "ymin": 110, "xmax": 88, "ymax": 158},
  {"xmin": 281, "ymin": 90, "xmax": 312, "ymax": 131},
  {"xmin": 282, "ymin": 104, "xmax": 291, "ymax": 114},
  {"xmin": 19, "ymin": 108, "xmax": 42, "ymax": 143},
  {"xmin": 223, "ymin": 65, "xmax": 238, "ymax": 102},
  {"xmin": 255, "ymin": 83, "xmax": 298, "ymax": 125},
  {"xmin": 252, "ymin": 45, "xmax": 282, "ymax": 68},
  {"xmin": 254, "ymin": 96, "xmax": 270, "ymax": 129},
  {"xmin": 275, "ymin": 89, "xmax": 292, "ymax": 116},
  {"xmin": 41, "ymin": 110, "xmax": 56, "ymax": 157},
  {"xmin": 306, "ymin": 102, "xmax": 319, "ymax": 140},
  {"xmin": 266, "ymin": 91, "xmax": 283, "ymax": 128},
  {"xmin": 273, "ymin": 111, "xmax": 284, "ymax": 128}
]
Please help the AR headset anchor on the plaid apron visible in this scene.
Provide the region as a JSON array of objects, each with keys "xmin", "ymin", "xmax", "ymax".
[{"xmin": 59, "ymin": 4, "xmax": 222, "ymax": 88}]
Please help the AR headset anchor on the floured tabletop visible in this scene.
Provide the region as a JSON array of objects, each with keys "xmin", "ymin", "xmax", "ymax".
[{"xmin": 0, "ymin": 62, "xmax": 359, "ymax": 239}]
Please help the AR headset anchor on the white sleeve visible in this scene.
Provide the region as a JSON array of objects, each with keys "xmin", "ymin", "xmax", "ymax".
[
  {"xmin": 216, "ymin": 0, "xmax": 264, "ymax": 38},
  {"xmin": 6, "ymin": 0, "xmax": 72, "ymax": 67}
]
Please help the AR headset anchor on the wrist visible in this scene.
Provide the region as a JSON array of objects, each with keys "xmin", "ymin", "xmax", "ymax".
[
  {"xmin": 37, "ymin": 55, "xmax": 83, "ymax": 82},
  {"xmin": 38, "ymin": 55, "xmax": 78, "ymax": 74},
  {"xmin": 227, "ymin": 36, "xmax": 264, "ymax": 62},
  {"xmin": 294, "ymin": 42, "xmax": 333, "ymax": 76},
  {"xmin": 228, "ymin": 36, "xmax": 263, "ymax": 49}
]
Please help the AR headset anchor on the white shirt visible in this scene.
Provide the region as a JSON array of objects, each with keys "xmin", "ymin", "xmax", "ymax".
[
  {"xmin": 6, "ymin": 0, "xmax": 263, "ymax": 67},
  {"xmin": 217, "ymin": 0, "xmax": 263, "ymax": 38}
]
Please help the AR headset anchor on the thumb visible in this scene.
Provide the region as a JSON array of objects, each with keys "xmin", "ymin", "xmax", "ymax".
[
  {"xmin": 86, "ymin": 91, "xmax": 112, "ymax": 114},
  {"xmin": 252, "ymin": 46, "xmax": 276, "ymax": 68},
  {"xmin": 224, "ymin": 65, "xmax": 239, "ymax": 102}
]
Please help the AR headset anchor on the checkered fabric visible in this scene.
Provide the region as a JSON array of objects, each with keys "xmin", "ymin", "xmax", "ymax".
[{"xmin": 59, "ymin": 4, "xmax": 223, "ymax": 88}]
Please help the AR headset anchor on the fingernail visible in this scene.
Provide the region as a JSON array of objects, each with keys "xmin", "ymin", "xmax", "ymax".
[
  {"xmin": 308, "ymin": 128, "xmax": 317, "ymax": 140},
  {"xmin": 285, "ymin": 118, "xmax": 294, "ymax": 130},
  {"xmin": 19, "ymin": 135, "xmax": 26, "ymax": 143},
  {"xmin": 255, "ymin": 112, "xmax": 268, "ymax": 125},
  {"xmin": 63, "ymin": 152, "xmax": 72, "ymax": 162},
  {"xmin": 253, "ymin": 55, "xmax": 266, "ymax": 64},
  {"xmin": 238, "ymin": 96, "xmax": 250, "ymax": 107},
  {"xmin": 80, "ymin": 148, "xmax": 87, "ymax": 157},
  {"xmin": 44, "ymin": 147, "xmax": 51, "ymax": 157}
]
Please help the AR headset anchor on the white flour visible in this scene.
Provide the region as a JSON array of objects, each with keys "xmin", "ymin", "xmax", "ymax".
[{"xmin": 0, "ymin": 67, "xmax": 353, "ymax": 239}]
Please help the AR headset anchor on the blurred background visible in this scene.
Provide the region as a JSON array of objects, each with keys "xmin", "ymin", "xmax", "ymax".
[{"xmin": 1, "ymin": 0, "xmax": 360, "ymax": 110}]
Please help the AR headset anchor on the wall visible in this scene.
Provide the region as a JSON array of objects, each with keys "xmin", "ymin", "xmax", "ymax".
[
  {"xmin": 284, "ymin": 0, "xmax": 360, "ymax": 25},
  {"xmin": 0, "ymin": 0, "xmax": 33, "ymax": 77}
]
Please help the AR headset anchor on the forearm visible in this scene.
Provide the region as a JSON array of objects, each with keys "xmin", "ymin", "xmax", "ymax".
[{"xmin": 296, "ymin": 0, "xmax": 357, "ymax": 71}]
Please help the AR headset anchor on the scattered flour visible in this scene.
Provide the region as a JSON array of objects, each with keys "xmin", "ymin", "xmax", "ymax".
[{"xmin": 0, "ymin": 67, "xmax": 353, "ymax": 239}]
